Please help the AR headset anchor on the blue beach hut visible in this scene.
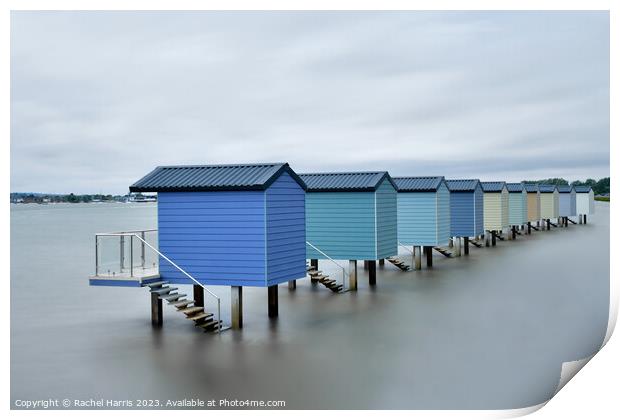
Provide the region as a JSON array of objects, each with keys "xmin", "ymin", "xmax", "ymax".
[
  {"xmin": 506, "ymin": 182, "xmax": 528, "ymax": 238},
  {"xmin": 557, "ymin": 185, "xmax": 577, "ymax": 226},
  {"xmin": 392, "ymin": 176, "xmax": 450, "ymax": 268},
  {"xmin": 445, "ymin": 179, "xmax": 484, "ymax": 255},
  {"xmin": 92, "ymin": 162, "xmax": 307, "ymax": 331},
  {"xmin": 299, "ymin": 171, "xmax": 398, "ymax": 289}
]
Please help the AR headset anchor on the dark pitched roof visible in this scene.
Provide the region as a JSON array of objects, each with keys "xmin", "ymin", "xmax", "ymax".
[
  {"xmin": 556, "ymin": 185, "xmax": 574, "ymax": 193},
  {"xmin": 506, "ymin": 182, "xmax": 525, "ymax": 193},
  {"xmin": 574, "ymin": 185, "xmax": 593, "ymax": 193},
  {"xmin": 445, "ymin": 179, "xmax": 481, "ymax": 192},
  {"xmin": 538, "ymin": 184, "xmax": 558, "ymax": 193},
  {"xmin": 299, "ymin": 171, "xmax": 395, "ymax": 192},
  {"xmin": 129, "ymin": 163, "xmax": 306, "ymax": 192},
  {"xmin": 392, "ymin": 176, "xmax": 445, "ymax": 192},
  {"xmin": 523, "ymin": 184, "xmax": 539, "ymax": 193},
  {"xmin": 481, "ymin": 181, "xmax": 506, "ymax": 192}
]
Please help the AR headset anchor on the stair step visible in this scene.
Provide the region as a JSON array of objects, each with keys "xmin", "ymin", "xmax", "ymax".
[
  {"xmin": 145, "ymin": 281, "xmax": 168, "ymax": 289},
  {"xmin": 171, "ymin": 299, "xmax": 194, "ymax": 308},
  {"xmin": 163, "ymin": 293, "xmax": 186, "ymax": 302},
  {"xmin": 313, "ymin": 275, "xmax": 327, "ymax": 281},
  {"xmin": 151, "ymin": 287, "xmax": 178, "ymax": 295},
  {"xmin": 188, "ymin": 312, "xmax": 212, "ymax": 322},
  {"xmin": 198, "ymin": 319, "xmax": 221, "ymax": 330},
  {"xmin": 179, "ymin": 306, "xmax": 204, "ymax": 315},
  {"xmin": 307, "ymin": 270, "xmax": 321, "ymax": 276}
]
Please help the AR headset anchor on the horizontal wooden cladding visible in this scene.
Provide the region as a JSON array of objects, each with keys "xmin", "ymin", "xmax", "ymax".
[
  {"xmin": 305, "ymin": 191, "xmax": 377, "ymax": 260},
  {"xmin": 526, "ymin": 193, "xmax": 541, "ymax": 221},
  {"xmin": 450, "ymin": 191, "xmax": 481, "ymax": 237},
  {"xmin": 540, "ymin": 192, "xmax": 559, "ymax": 219},
  {"xmin": 157, "ymin": 190, "xmax": 266, "ymax": 286},
  {"xmin": 576, "ymin": 192, "xmax": 594, "ymax": 215},
  {"xmin": 266, "ymin": 171, "xmax": 307, "ymax": 284},
  {"xmin": 397, "ymin": 191, "xmax": 439, "ymax": 245},
  {"xmin": 508, "ymin": 192, "xmax": 528, "ymax": 225}
]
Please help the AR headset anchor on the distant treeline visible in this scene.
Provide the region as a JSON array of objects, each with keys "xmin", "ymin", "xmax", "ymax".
[
  {"xmin": 10, "ymin": 192, "xmax": 127, "ymax": 204},
  {"xmin": 522, "ymin": 177, "xmax": 610, "ymax": 196}
]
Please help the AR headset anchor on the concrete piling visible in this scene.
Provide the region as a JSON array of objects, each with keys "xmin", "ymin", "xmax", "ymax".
[
  {"xmin": 414, "ymin": 246, "xmax": 422, "ymax": 270},
  {"xmin": 349, "ymin": 260, "xmax": 358, "ymax": 291},
  {"xmin": 231, "ymin": 286, "xmax": 243, "ymax": 329}
]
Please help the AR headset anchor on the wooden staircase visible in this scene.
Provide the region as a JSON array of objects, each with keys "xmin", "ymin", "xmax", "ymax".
[
  {"xmin": 145, "ymin": 281, "xmax": 222, "ymax": 332},
  {"xmin": 386, "ymin": 257, "xmax": 410, "ymax": 271},
  {"xmin": 469, "ymin": 239, "xmax": 483, "ymax": 248},
  {"xmin": 433, "ymin": 246, "xmax": 453, "ymax": 258},
  {"xmin": 306, "ymin": 266, "xmax": 343, "ymax": 293}
]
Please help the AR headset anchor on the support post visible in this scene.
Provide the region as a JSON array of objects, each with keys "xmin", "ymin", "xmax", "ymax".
[
  {"xmin": 288, "ymin": 280, "xmax": 296, "ymax": 290},
  {"xmin": 268, "ymin": 285, "xmax": 278, "ymax": 318},
  {"xmin": 151, "ymin": 292, "xmax": 162, "ymax": 327},
  {"xmin": 363, "ymin": 260, "xmax": 369, "ymax": 270},
  {"xmin": 485, "ymin": 233, "xmax": 490, "ymax": 247},
  {"xmin": 547, "ymin": 219, "xmax": 551, "ymax": 230},
  {"xmin": 368, "ymin": 260, "xmax": 376, "ymax": 286},
  {"xmin": 378, "ymin": 259, "xmax": 384, "ymax": 267},
  {"xmin": 454, "ymin": 237, "xmax": 461, "ymax": 257},
  {"xmin": 449, "ymin": 237, "xmax": 454, "ymax": 248},
  {"xmin": 310, "ymin": 259, "xmax": 318, "ymax": 269},
  {"xmin": 584, "ymin": 215, "xmax": 587, "ymax": 224},
  {"xmin": 193, "ymin": 284, "xmax": 204, "ymax": 308},
  {"xmin": 491, "ymin": 231, "xmax": 497, "ymax": 246},
  {"xmin": 424, "ymin": 246, "xmax": 433, "ymax": 268},
  {"xmin": 579, "ymin": 214, "xmax": 583, "ymax": 224},
  {"xmin": 348, "ymin": 260, "xmax": 358, "ymax": 291},
  {"xmin": 464, "ymin": 237, "xmax": 469, "ymax": 255},
  {"xmin": 231, "ymin": 286, "xmax": 243, "ymax": 329},
  {"xmin": 414, "ymin": 246, "xmax": 422, "ymax": 270},
  {"xmin": 512, "ymin": 226, "xmax": 516, "ymax": 240},
  {"xmin": 528, "ymin": 222, "xmax": 532, "ymax": 234}
]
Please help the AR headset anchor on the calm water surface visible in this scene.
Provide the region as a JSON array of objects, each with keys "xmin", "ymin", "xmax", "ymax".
[{"xmin": 10, "ymin": 202, "xmax": 610, "ymax": 409}]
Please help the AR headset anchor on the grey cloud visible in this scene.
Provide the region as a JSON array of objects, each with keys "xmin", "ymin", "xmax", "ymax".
[{"xmin": 10, "ymin": 11, "xmax": 609, "ymax": 194}]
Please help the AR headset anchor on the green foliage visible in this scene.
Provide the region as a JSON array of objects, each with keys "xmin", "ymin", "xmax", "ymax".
[{"xmin": 522, "ymin": 177, "xmax": 610, "ymax": 196}]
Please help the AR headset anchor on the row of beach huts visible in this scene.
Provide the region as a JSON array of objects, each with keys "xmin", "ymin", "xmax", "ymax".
[{"xmin": 89, "ymin": 163, "xmax": 596, "ymax": 332}]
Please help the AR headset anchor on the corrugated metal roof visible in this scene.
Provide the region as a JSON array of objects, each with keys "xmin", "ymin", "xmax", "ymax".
[
  {"xmin": 505, "ymin": 182, "xmax": 525, "ymax": 192},
  {"xmin": 299, "ymin": 171, "xmax": 394, "ymax": 192},
  {"xmin": 538, "ymin": 184, "xmax": 558, "ymax": 193},
  {"xmin": 445, "ymin": 179, "xmax": 480, "ymax": 192},
  {"xmin": 481, "ymin": 181, "xmax": 506, "ymax": 192},
  {"xmin": 574, "ymin": 185, "xmax": 593, "ymax": 193},
  {"xmin": 556, "ymin": 185, "xmax": 574, "ymax": 193},
  {"xmin": 523, "ymin": 184, "xmax": 539, "ymax": 192},
  {"xmin": 393, "ymin": 176, "xmax": 445, "ymax": 192},
  {"xmin": 129, "ymin": 162, "xmax": 306, "ymax": 192}
]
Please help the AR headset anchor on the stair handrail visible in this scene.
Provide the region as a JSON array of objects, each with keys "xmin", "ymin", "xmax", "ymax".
[
  {"xmin": 95, "ymin": 230, "xmax": 222, "ymax": 333},
  {"xmin": 306, "ymin": 241, "xmax": 348, "ymax": 291}
]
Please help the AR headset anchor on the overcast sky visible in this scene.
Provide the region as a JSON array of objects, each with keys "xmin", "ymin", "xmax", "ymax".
[{"xmin": 11, "ymin": 11, "xmax": 609, "ymax": 194}]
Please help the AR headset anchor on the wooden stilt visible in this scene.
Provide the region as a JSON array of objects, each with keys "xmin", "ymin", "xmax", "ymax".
[
  {"xmin": 288, "ymin": 280, "xmax": 296, "ymax": 290},
  {"xmin": 491, "ymin": 231, "xmax": 497, "ymax": 246},
  {"xmin": 424, "ymin": 246, "xmax": 433, "ymax": 268},
  {"xmin": 528, "ymin": 222, "xmax": 532, "ymax": 234},
  {"xmin": 454, "ymin": 237, "xmax": 461, "ymax": 257},
  {"xmin": 363, "ymin": 260, "xmax": 369, "ymax": 270},
  {"xmin": 193, "ymin": 284, "xmax": 204, "ymax": 308},
  {"xmin": 231, "ymin": 286, "xmax": 243, "ymax": 329},
  {"xmin": 378, "ymin": 259, "xmax": 385, "ymax": 267},
  {"xmin": 368, "ymin": 261, "xmax": 377, "ymax": 285},
  {"xmin": 267, "ymin": 285, "xmax": 278, "ymax": 318},
  {"xmin": 151, "ymin": 292, "xmax": 163, "ymax": 327},
  {"xmin": 584, "ymin": 215, "xmax": 587, "ymax": 224},
  {"xmin": 512, "ymin": 226, "xmax": 516, "ymax": 240},
  {"xmin": 485, "ymin": 233, "xmax": 490, "ymax": 247},
  {"xmin": 464, "ymin": 237, "xmax": 469, "ymax": 255},
  {"xmin": 349, "ymin": 260, "xmax": 358, "ymax": 291},
  {"xmin": 310, "ymin": 259, "xmax": 318, "ymax": 269},
  {"xmin": 414, "ymin": 246, "xmax": 422, "ymax": 270}
]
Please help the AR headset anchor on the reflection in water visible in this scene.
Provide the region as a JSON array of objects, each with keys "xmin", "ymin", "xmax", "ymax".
[{"xmin": 10, "ymin": 203, "xmax": 609, "ymax": 409}]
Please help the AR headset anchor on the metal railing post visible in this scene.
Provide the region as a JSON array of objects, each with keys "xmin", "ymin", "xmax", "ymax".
[
  {"xmin": 95, "ymin": 235, "xmax": 99, "ymax": 276},
  {"xmin": 130, "ymin": 235, "xmax": 134, "ymax": 278},
  {"xmin": 120, "ymin": 236, "xmax": 125, "ymax": 272},
  {"xmin": 140, "ymin": 231, "xmax": 145, "ymax": 269}
]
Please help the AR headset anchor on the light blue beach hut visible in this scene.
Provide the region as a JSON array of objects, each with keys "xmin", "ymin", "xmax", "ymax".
[
  {"xmin": 557, "ymin": 185, "xmax": 577, "ymax": 226},
  {"xmin": 299, "ymin": 171, "xmax": 398, "ymax": 289},
  {"xmin": 392, "ymin": 176, "xmax": 451, "ymax": 268},
  {"xmin": 506, "ymin": 183, "xmax": 528, "ymax": 238}
]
